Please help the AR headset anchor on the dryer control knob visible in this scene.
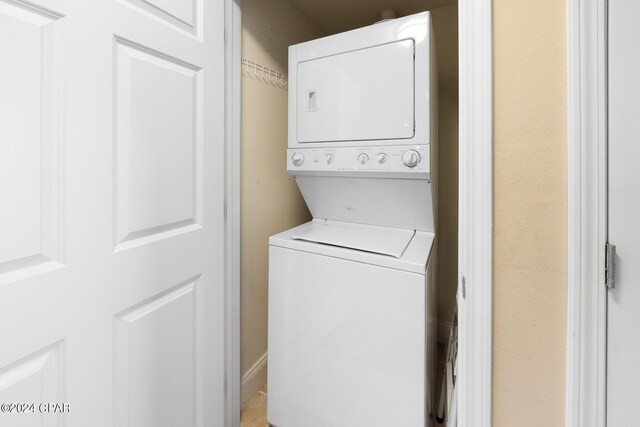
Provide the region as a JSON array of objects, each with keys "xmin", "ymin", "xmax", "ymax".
[
  {"xmin": 402, "ymin": 150, "xmax": 421, "ymax": 168},
  {"xmin": 357, "ymin": 153, "xmax": 369, "ymax": 165},
  {"xmin": 325, "ymin": 154, "xmax": 334, "ymax": 164},
  {"xmin": 292, "ymin": 152, "xmax": 304, "ymax": 166},
  {"xmin": 377, "ymin": 153, "xmax": 388, "ymax": 164}
]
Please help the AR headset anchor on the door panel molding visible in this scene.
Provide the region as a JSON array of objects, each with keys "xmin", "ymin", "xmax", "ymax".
[
  {"xmin": 0, "ymin": 0, "xmax": 65, "ymax": 284},
  {"xmin": 565, "ymin": 0, "xmax": 608, "ymax": 426}
]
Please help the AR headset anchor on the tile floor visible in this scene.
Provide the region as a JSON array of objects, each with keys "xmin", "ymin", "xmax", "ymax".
[{"xmin": 239, "ymin": 344, "xmax": 447, "ymax": 427}]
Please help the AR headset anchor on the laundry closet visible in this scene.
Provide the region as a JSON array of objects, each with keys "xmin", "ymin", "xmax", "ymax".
[{"xmin": 239, "ymin": 0, "xmax": 459, "ymax": 425}]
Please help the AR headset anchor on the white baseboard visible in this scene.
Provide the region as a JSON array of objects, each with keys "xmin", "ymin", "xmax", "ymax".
[
  {"xmin": 240, "ymin": 352, "xmax": 268, "ymax": 409},
  {"xmin": 437, "ymin": 319, "xmax": 453, "ymax": 345}
]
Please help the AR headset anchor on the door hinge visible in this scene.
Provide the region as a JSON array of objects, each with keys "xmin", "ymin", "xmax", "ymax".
[{"xmin": 605, "ymin": 242, "xmax": 616, "ymax": 289}]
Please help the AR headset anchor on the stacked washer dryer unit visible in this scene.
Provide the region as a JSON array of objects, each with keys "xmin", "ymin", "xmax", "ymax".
[{"xmin": 268, "ymin": 12, "xmax": 437, "ymax": 427}]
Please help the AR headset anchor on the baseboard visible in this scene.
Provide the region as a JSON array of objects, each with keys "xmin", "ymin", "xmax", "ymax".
[
  {"xmin": 240, "ymin": 351, "xmax": 268, "ymax": 409},
  {"xmin": 437, "ymin": 319, "xmax": 453, "ymax": 345}
]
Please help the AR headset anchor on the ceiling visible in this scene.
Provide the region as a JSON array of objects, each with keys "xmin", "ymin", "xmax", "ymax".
[{"xmin": 289, "ymin": 0, "xmax": 456, "ymax": 35}]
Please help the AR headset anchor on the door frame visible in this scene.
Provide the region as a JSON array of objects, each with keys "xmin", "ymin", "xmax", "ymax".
[
  {"xmin": 457, "ymin": 0, "xmax": 493, "ymax": 425},
  {"xmin": 223, "ymin": 0, "xmax": 494, "ymax": 425},
  {"xmin": 225, "ymin": 0, "xmax": 242, "ymax": 426},
  {"xmin": 565, "ymin": 0, "xmax": 608, "ymax": 426}
]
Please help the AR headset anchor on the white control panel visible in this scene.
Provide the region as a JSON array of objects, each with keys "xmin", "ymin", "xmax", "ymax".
[{"xmin": 287, "ymin": 145, "xmax": 430, "ymax": 178}]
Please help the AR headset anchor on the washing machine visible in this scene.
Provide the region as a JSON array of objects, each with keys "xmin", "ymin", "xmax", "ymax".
[{"xmin": 268, "ymin": 12, "xmax": 437, "ymax": 427}]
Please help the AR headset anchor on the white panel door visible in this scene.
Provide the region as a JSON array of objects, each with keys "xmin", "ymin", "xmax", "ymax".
[
  {"xmin": 0, "ymin": 0, "xmax": 225, "ymax": 426},
  {"xmin": 607, "ymin": 0, "xmax": 640, "ymax": 424}
]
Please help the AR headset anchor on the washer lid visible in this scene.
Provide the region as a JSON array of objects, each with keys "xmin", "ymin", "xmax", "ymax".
[{"xmin": 291, "ymin": 220, "xmax": 414, "ymax": 258}]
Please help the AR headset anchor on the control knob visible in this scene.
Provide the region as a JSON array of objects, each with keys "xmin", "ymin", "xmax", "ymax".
[
  {"xmin": 377, "ymin": 153, "xmax": 388, "ymax": 164},
  {"xmin": 402, "ymin": 149, "xmax": 421, "ymax": 168},
  {"xmin": 325, "ymin": 154, "xmax": 334, "ymax": 164},
  {"xmin": 357, "ymin": 153, "xmax": 369, "ymax": 165},
  {"xmin": 291, "ymin": 152, "xmax": 304, "ymax": 166}
]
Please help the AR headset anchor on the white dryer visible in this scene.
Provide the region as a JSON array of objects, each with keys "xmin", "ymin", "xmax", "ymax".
[{"xmin": 268, "ymin": 12, "xmax": 437, "ymax": 427}]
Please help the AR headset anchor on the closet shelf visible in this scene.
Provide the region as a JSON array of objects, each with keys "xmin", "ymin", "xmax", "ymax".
[{"xmin": 242, "ymin": 58, "xmax": 288, "ymax": 89}]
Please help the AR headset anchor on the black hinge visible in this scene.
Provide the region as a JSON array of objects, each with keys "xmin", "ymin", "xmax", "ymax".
[{"xmin": 605, "ymin": 242, "xmax": 616, "ymax": 289}]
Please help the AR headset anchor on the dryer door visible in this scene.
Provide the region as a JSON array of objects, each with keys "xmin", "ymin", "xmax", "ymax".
[{"xmin": 296, "ymin": 39, "xmax": 415, "ymax": 143}]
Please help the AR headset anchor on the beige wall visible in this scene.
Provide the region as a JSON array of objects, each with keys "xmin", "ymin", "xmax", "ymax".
[
  {"xmin": 493, "ymin": 0, "xmax": 567, "ymax": 425},
  {"xmin": 240, "ymin": 0, "xmax": 323, "ymax": 387},
  {"xmin": 431, "ymin": 4, "xmax": 459, "ymax": 329}
]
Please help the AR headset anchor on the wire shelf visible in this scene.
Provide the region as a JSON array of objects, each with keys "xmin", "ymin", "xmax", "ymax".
[{"xmin": 241, "ymin": 58, "xmax": 288, "ymax": 90}]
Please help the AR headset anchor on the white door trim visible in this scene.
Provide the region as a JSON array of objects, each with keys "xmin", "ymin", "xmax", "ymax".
[
  {"xmin": 225, "ymin": 0, "xmax": 242, "ymax": 426},
  {"xmin": 565, "ymin": 0, "xmax": 608, "ymax": 426},
  {"xmin": 457, "ymin": 0, "xmax": 493, "ymax": 425}
]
